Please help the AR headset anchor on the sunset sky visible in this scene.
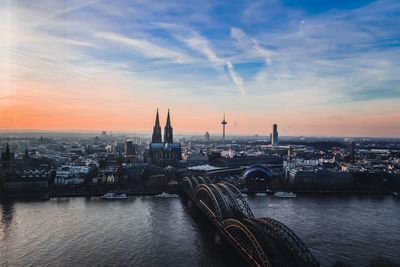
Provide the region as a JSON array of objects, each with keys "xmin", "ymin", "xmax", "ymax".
[{"xmin": 1, "ymin": 0, "xmax": 400, "ymax": 137}]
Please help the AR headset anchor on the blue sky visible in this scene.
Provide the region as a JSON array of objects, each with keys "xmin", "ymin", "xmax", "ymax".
[{"xmin": 1, "ymin": 0, "xmax": 400, "ymax": 136}]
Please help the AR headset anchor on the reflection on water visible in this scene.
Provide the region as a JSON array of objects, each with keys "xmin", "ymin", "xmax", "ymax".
[
  {"xmin": 1, "ymin": 201, "xmax": 14, "ymax": 224},
  {"xmin": 247, "ymin": 195, "xmax": 400, "ymax": 266},
  {"xmin": 1, "ymin": 201, "xmax": 15, "ymax": 236},
  {"xmin": 0, "ymin": 195, "xmax": 399, "ymax": 267}
]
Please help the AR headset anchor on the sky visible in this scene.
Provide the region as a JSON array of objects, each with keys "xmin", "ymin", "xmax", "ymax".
[{"xmin": 1, "ymin": 0, "xmax": 400, "ymax": 137}]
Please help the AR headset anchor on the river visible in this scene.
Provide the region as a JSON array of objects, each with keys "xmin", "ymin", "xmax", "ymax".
[{"xmin": 1, "ymin": 195, "xmax": 399, "ymax": 266}]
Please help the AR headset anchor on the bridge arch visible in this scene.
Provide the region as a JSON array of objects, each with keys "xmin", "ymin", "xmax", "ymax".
[
  {"xmin": 255, "ymin": 218, "xmax": 319, "ymax": 267},
  {"xmin": 242, "ymin": 218, "xmax": 290, "ymax": 267},
  {"xmin": 222, "ymin": 219, "xmax": 270, "ymax": 267},
  {"xmin": 182, "ymin": 177, "xmax": 194, "ymax": 193},
  {"xmin": 216, "ymin": 183, "xmax": 250, "ymax": 219},
  {"xmin": 182, "ymin": 176, "xmax": 319, "ymax": 267},
  {"xmin": 189, "ymin": 176, "xmax": 200, "ymax": 189},
  {"xmin": 198, "ymin": 176, "xmax": 213, "ymax": 185},
  {"xmin": 208, "ymin": 184, "xmax": 233, "ymax": 220},
  {"xmin": 224, "ymin": 183, "xmax": 254, "ymax": 218},
  {"xmin": 194, "ymin": 184, "xmax": 223, "ymax": 220},
  {"xmin": 203, "ymin": 176, "xmax": 212, "ymax": 184}
]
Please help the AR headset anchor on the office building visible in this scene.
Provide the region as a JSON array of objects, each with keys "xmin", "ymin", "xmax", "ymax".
[{"xmin": 271, "ymin": 124, "xmax": 279, "ymax": 146}]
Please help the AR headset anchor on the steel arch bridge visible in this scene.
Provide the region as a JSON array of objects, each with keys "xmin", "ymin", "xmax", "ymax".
[{"xmin": 182, "ymin": 176, "xmax": 319, "ymax": 267}]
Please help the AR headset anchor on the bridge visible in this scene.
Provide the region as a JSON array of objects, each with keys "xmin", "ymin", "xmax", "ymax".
[{"xmin": 182, "ymin": 176, "xmax": 319, "ymax": 267}]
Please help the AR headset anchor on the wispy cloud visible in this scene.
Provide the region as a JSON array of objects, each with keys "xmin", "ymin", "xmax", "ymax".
[
  {"xmin": 225, "ymin": 61, "xmax": 245, "ymax": 95},
  {"xmin": 172, "ymin": 31, "xmax": 246, "ymax": 94},
  {"xmin": 94, "ymin": 31, "xmax": 192, "ymax": 63},
  {"xmin": 230, "ymin": 27, "xmax": 273, "ymax": 65}
]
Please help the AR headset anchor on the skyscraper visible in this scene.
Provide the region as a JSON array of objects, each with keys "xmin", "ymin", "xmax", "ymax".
[
  {"xmin": 152, "ymin": 109, "xmax": 162, "ymax": 143},
  {"xmin": 271, "ymin": 124, "xmax": 279, "ymax": 146},
  {"xmin": 125, "ymin": 140, "xmax": 135, "ymax": 155},
  {"xmin": 221, "ymin": 114, "xmax": 227, "ymax": 143},
  {"xmin": 349, "ymin": 142, "xmax": 355, "ymax": 162},
  {"xmin": 205, "ymin": 131, "xmax": 210, "ymax": 142}
]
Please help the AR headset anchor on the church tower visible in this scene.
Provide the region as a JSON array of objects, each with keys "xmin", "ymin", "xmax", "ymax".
[
  {"xmin": 1, "ymin": 143, "xmax": 15, "ymax": 173},
  {"xmin": 22, "ymin": 148, "xmax": 32, "ymax": 170},
  {"xmin": 164, "ymin": 109, "xmax": 173, "ymax": 143},
  {"xmin": 152, "ymin": 109, "xmax": 162, "ymax": 143}
]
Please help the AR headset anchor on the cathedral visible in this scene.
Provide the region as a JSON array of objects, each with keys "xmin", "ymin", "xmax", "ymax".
[{"xmin": 148, "ymin": 109, "xmax": 182, "ymax": 167}]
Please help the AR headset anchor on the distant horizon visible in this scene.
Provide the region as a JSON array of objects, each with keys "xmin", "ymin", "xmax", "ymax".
[{"xmin": 0, "ymin": 128, "xmax": 398, "ymax": 139}]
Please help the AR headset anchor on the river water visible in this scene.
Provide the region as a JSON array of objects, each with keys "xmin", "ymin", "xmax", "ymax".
[{"xmin": 1, "ymin": 195, "xmax": 399, "ymax": 267}]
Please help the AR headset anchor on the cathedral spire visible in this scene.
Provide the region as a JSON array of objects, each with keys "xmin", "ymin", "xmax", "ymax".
[
  {"xmin": 166, "ymin": 109, "xmax": 171, "ymax": 128},
  {"xmin": 152, "ymin": 109, "xmax": 162, "ymax": 143},
  {"xmin": 155, "ymin": 108, "xmax": 160, "ymax": 128},
  {"xmin": 2, "ymin": 142, "xmax": 12, "ymax": 162},
  {"xmin": 164, "ymin": 109, "xmax": 173, "ymax": 143}
]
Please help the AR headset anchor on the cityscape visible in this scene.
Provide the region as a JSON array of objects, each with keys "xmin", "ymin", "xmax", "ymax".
[
  {"xmin": 1, "ymin": 110, "xmax": 400, "ymax": 266},
  {"xmin": 1, "ymin": 110, "xmax": 400, "ymax": 198},
  {"xmin": 1, "ymin": 0, "xmax": 400, "ymax": 267}
]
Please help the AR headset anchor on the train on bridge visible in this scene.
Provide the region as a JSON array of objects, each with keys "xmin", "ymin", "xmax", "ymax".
[{"xmin": 182, "ymin": 176, "xmax": 319, "ymax": 267}]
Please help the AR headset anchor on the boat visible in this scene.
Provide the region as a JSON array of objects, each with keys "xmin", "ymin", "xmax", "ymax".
[
  {"xmin": 273, "ymin": 191, "xmax": 296, "ymax": 198},
  {"xmin": 101, "ymin": 192, "xmax": 127, "ymax": 200},
  {"xmin": 154, "ymin": 192, "xmax": 179, "ymax": 198},
  {"xmin": 255, "ymin": 192, "xmax": 268, "ymax": 197}
]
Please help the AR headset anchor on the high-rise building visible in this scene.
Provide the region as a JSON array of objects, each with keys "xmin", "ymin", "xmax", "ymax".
[
  {"xmin": 125, "ymin": 140, "xmax": 135, "ymax": 155},
  {"xmin": 288, "ymin": 145, "xmax": 294, "ymax": 160},
  {"xmin": 205, "ymin": 131, "xmax": 210, "ymax": 142},
  {"xmin": 349, "ymin": 142, "xmax": 356, "ymax": 162},
  {"xmin": 152, "ymin": 109, "xmax": 162, "ymax": 143},
  {"xmin": 221, "ymin": 114, "xmax": 227, "ymax": 143},
  {"xmin": 271, "ymin": 124, "xmax": 279, "ymax": 146}
]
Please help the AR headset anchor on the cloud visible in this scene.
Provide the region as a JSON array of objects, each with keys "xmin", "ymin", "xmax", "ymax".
[
  {"xmin": 175, "ymin": 32, "xmax": 246, "ymax": 94},
  {"xmin": 182, "ymin": 34, "xmax": 222, "ymax": 65},
  {"xmin": 226, "ymin": 61, "xmax": 245, "ymax": 95},
  {"xmin": 94, "ymin": 31, "xmax": 192, "ymax": 63},
  {"xmin": 348, "ymin": 81, "xmax": 400, "ymax": 101},
  {"xmin": 230, "ymin": 27, "xmax": 273, "ymax": 65}
]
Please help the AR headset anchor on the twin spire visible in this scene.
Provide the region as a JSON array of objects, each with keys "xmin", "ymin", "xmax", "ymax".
[{"xmin": 152, "ymin": 109, "xmax": 173, "ymax": 143}]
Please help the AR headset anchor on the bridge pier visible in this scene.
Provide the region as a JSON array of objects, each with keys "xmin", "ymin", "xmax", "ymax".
[
  {"xmin": 187, "ymin": 199, "xmax": 193, "ymax": 208},
  {"xmin": 214, "ymin": 232, "xmax": 222, "ymax": 245}
]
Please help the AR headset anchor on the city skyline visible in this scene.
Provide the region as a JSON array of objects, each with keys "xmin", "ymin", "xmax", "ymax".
[{"xmin": 1, "ymin": 0, "xmax": 400, "ymax": 137}]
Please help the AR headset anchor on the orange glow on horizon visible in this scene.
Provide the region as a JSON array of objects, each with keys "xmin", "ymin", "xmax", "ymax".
[
  {"xmin": 1, "ymin": 71, "xmax": 399, "ymax": 138},
  {"xmin": 1, "ymin": 98, "xmax": 400, "ymax": 137}
]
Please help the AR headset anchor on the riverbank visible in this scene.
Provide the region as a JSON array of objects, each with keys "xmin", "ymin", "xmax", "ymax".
[
  {"xmin": 2, "ymin": 188, "xmax": 398, "ymax": 200},
  {"xmin": 0, "ymin": 185, "xmax": 183, "ymax": 199}
]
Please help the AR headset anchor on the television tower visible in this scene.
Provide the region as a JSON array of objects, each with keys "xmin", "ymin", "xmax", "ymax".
[{"xmin": 221, "ymin": 113, "xmax": 227, "ymax": 143}]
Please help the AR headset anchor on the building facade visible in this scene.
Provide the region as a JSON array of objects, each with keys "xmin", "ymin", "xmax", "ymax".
[
  {"xmin": 271, "ymin": 124, "xmax": 279, "ymax": 146},
  {"xmin": 148, "ymin": 109, "xmax": 182, "ymax": 167}
]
